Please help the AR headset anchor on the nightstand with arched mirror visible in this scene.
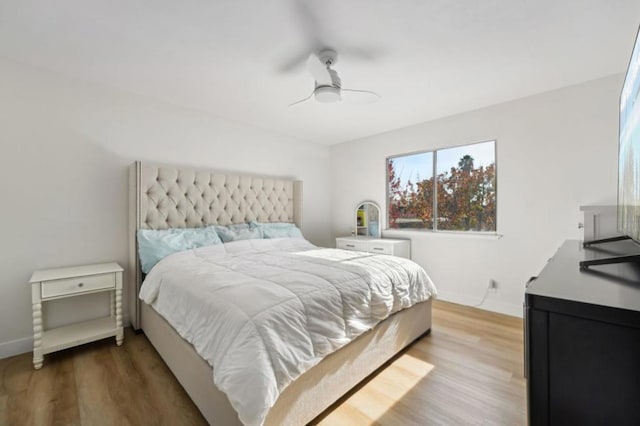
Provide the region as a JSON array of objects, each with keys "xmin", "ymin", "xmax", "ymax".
[{"xmin": 335, "ymin": 201, "xmax": 411, "ymax": 259}]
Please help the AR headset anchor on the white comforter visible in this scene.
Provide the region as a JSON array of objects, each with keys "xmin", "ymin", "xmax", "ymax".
[{"xmin": 139, "ymin": 238, "xmax": 436, "ymax": 426}]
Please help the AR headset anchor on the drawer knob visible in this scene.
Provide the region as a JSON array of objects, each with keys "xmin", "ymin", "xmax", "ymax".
[
  {"xmin": 78, "ymin": 282, "xmax": 84, "ymax": 287},
  {"xmin": 373, "ymin": 247, "xmax": 384, "ymax": 251},
  {"xmin": 346, "ymin": 244, "xmax": 355, "ymax": 248}
]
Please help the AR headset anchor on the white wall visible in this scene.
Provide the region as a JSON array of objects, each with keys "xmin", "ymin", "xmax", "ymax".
[
  {"xmin": 331, "ymin": 75, "xmax": 622, "ymax": 316},
  {"xmin": 0, "ymin": 60, "xmax": 332, "ymax": 357}
]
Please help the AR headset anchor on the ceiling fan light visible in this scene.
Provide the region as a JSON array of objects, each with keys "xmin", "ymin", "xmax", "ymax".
[{"xmin": 314, "ymin": 86, "xmax": 341, "ymax": 103}]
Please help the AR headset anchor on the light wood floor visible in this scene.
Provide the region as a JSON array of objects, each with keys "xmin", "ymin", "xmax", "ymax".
[{"xmin": 0, "ymin": 301, "xmax": 525, "ymax": 425}]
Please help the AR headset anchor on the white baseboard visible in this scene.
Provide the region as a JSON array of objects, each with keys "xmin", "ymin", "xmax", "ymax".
[
  {"xmin": 436, "ymin": 290, "xmax": 523, "ymax": 318},
  {"xmin": 478, "ymin": 299, "xmax": 523, "ymax": 318},
  {"xmin": 0, "ymin": 335, "xmax": 34, "ymax": 359},
  {"xmin": 0, "ymin": 315, "xmax": 131, "ymax": 360}
]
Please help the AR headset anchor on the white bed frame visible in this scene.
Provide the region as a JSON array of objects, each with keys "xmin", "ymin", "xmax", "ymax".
[{"xmin": 128, "ymin": 161, "xmax": 432, "ymax": 425}]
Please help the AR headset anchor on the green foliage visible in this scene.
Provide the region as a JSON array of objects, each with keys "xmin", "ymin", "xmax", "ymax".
[{"xmin": 388, "ymin": 156, "xmax": 496, "ymax": 232}]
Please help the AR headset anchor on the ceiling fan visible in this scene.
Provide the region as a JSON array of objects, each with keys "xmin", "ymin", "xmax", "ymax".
[{"xmin": 288, "ymin": 49, "xmax": 380, "ymax": 106}]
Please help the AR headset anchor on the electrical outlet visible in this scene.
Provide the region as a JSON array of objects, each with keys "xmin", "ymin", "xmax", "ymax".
[{"xmin": 489, "ymin": 279, "xmax": 499, "ymax": 292}]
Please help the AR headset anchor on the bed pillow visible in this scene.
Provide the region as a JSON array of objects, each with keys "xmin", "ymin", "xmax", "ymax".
[
  {"xmin": 251, "ymin": 221, "xmax": 303, "ymax": 239},
  {"xmin": 137, "ymin": 226, "xmax": 222, "ymax": 273},
  {"xmin": 213, "ymin": 223, "xmax": 264, "ymax": 243}
]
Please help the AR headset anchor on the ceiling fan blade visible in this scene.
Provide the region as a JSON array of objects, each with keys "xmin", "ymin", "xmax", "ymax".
[
  {"xmin": 288, "ymin": 90, "xmax": 315, "ymax": 107},
  {"xmin": 277, "ymin": 51, "xmax": 313, "ymax": 73},
  {"xmin": 306, "ymin": 54, "xmax": 333, "ymax": 86},
  {"xmin": 293, "ymin": 0, "xmax": 324, "ymax": 46},
  {"xmin": 341, "ymin": 88, "xmax": 381, "ymax": 104},
  {"xmin": 339, "ymin": 46, "xmax": 385, "ymax": 62},
  {"xmin": 276, "ymin": 0, "xmax": 325, "ymax": 73}
]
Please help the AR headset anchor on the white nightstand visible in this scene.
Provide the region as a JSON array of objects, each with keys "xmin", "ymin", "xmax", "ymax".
[
  {"xmin": 29, "ymin": 262, "xmax": 124, "ymax": 369},
  {"xmin": 336, "ymin": 236, "xmax": 411, "ymax": 259}
]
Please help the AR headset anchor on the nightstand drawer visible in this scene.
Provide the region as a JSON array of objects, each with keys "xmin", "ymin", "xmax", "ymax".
[{"xmin": 41, "ymin": 273, "xmax": 115, "ymax": 299}]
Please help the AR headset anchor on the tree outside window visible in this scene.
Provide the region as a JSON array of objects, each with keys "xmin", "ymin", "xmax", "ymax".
[{"xmin": 387, "ymin": 140, "xmax": 496, "ymax": 232}]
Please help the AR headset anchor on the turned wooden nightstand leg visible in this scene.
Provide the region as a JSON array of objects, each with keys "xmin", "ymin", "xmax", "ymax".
[
  {"xmin": 115, "ymin": 287, "xmax": 123, "ymax": 346},
  {"xmin": 110, "ymin": 291, "xmax": 115, "ymax": 318},
  {"xmin": 32, "ymin": 302, "xmax": 43, "ymax": 369}
]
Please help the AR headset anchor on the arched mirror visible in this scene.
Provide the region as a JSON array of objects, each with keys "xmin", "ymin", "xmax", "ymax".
[{"xmin": 355, "ymin": 202, "xmax": 381, "ymax": 238}]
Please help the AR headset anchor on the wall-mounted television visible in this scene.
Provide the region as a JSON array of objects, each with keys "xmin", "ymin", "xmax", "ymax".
[{"xmin": 580, "ymin": 25, "xmax": 640, "ymax": 269}]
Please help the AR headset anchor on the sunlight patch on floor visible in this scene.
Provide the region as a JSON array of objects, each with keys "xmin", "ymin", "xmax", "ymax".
[{"xmin": 348, "ymin": 354, "xmax": 435, "ymax": 422}]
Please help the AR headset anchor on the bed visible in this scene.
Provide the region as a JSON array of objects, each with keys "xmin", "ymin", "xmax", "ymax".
[{"xmin": 128, "ymin": 161, "xmax": 435, "ymax": 425}]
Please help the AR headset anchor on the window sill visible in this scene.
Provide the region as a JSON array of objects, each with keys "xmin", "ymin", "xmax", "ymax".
[{"xmin": 383, "ymin": 229, "xmax": 503, "ymax": 240}]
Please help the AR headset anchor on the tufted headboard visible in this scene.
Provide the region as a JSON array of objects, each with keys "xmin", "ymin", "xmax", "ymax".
[{"xmin": 128, "ymin": 161, "xmax": 303, "ymax": 329}]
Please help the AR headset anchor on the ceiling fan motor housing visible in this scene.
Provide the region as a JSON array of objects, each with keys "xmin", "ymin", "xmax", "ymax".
[
  {"xmin": 314, "ymin": 85, "xmax": 341, "ymax": 103},
  {"xmin": 314, "ymin": 68, "xmax": 342, "ymax": 103}
]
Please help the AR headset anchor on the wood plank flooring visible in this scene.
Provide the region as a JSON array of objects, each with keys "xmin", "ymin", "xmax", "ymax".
[{"xmin": 0, "ymin": 301, "xmax": 525, "ymax": 425}]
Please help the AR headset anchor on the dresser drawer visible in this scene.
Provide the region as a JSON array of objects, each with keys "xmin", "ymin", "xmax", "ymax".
[
  {"xmin": 337, "ymin": 240, "xmax": 369, "ymax": 251},
  {"xmin": 336, "ymin": 237, "xmax": 410, "ymax": 259},
  {"xmin": 367, "ymin": 244, "xmax": 392, "ymax": 255},
  {"xmin": 41, "ymin": 273, "xmax": 115, "ymax": 299}
]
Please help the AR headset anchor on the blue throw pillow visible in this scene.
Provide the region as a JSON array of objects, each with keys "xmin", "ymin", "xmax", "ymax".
[
  {"xmin": 251, "ymin": 221, "xmax": 303, "ymax": 239},
  {"xmin": 137, "ymin": 226, "xmax": 222, "ymax": 273},
  {"xmin": 213, "ymin": 223, "xmax": 264, "ymax": 243}
]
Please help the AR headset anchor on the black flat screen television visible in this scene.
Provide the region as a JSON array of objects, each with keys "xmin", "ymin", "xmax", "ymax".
[{"xmin": 580, "ymin": 25, "xmax": 640, "ymax": 270}]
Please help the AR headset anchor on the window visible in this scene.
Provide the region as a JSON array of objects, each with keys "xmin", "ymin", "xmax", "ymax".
[{"xmin": 387, "ymin": 140, "xmax": 496, "ymax": 232}]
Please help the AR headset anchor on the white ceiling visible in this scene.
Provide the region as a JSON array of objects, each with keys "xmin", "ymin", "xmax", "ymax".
[{"xmin": 1, "ymin": 1, "xmax": 639, "ymax": 145}]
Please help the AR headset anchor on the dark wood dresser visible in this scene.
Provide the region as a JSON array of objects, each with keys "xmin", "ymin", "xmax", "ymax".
[{"xmin": 525, "ymin": 239, "xmax": 640, "ymax": 425}]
